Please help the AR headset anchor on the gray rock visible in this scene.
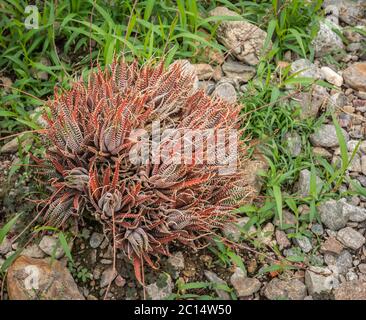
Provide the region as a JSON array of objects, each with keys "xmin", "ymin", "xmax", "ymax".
[
  {"xmin": 80, "ymin": 228, "xmax": 91, "ymax": 239},
  {"xmin": 295, "ymin": 169, "xmax": 324, "ymax": 198},
  {"xmin": 264, "ymin": 278, "xmax": 307, "ymax": 300},
  {"xmin": 312, "ymin": 84, "xmax": 331, "ymax": 113},
  {"xmin": 342, "ymin": 201, "xmax": 366, "ymax": 222},
  {"xmin": 209, "ymin": 7, "xmax": 269, "ymax": 65},
  {"xmin": 290, "ymin": 59, "xmax": 320, "ymax": 79},
  {"xmin": 31, "ymin": 57, "xmax": 50, "ymax": 80},
  {"xmin": 324, "ymin": 253, "xmax": 337, "ymax": 266},
  {"xmin": 93, "ymin": 268, "xmax": 102, "ymax": 280},
  {"xmin": 283, "ymin": 248, "xmax": 297, "ymax": 258},
  {"xmin": 313, "ymin": 147, "xmax": 333, "ymax": 159},
  {"xmin": 275, "ymin": 229, "xmax": 291, "ymax": 250},
  {"xmin": 311, "ymin": 223, "xmax": 324, "ymax": 236},
  {"xmin": 222, "ymin": 217, "xmax": 257, "ymax": 242},
  {"xmin": 237, "ymin": 217, "xmax": 257, "ymax": 232},
  {"xmin": 217, "ymin": 78, "xmax": 241, "ymax": 93},
  {"xmin": 318, "ymin": 199, "xmax": 349, "ymax": 231},
  {"xmin": 22, "ymin": 244, "xmax": 46, "ymax": 259},
  {"xmin": 100, "ymin": 259, "xmax": 112, "ymax": 265},
  {"xmin": 274, "ymin": 210, "xmax": 297, "ymax": 228},
  {"xmin": 343, "ymin": 26, "xmax": 364, "ymax": 42},
  {"xmin": 349, "ymin": 196, "xmax": 360, "ymax": 207},
  {"xmin": 89, "ymin": 232, "xmax": 104, "ymax": 249},
  {"xmin": 361, "ymin": 155, "xmax": 366, "ymax": 175},
  {"xmin": 283, "ymin": 132, "xmax": 302, "ymax": 157},
  {"xmin": 294, "ymin": 236, "xmax": 313, "ymax": 253},
  {"xmin": 337, "ymin": 227, "xmax": 366, "ymax": 250},
  {"xmin": 198, "ymin": 80, "xmax": 216, "ymax": 95},
  {"xmin": 357, "ymin": 92, "xmax": 366, "ymax": 102},
  {"xmin": 310, "ymin": 124, "xmax": 349, "ymax": 148},
  {"xmin": 360, "ymin": 141, "xmax": 366, "ymax": 154},
  {"xmin": 324, "ymin": 0, "xmax": 366, "ymax": 26},
  {"xmin": 222, "ymin": 223, "xmax": 241, "ymax": 242},
  {"xmin": 346, "ymin": 270, "xmax": 358, "ymax": 281},
  {"xmin": 101, "ymin": 244, "xmax": 113, "ymax": 259},
  {"xmin": 0, "ymin": 76, "xmax": 12, "ymax": 94},
  {"xmin": 348, "ymin": 153, "xmax": 362, "ymax": 172},
  {"xmin": 168, "ymin": 251, "xmax": 185, "ymax": 270},
  {"xmin": 347, "ymin": 42, "xmax": 362, "ymax": 53},
  {"xmin": 358, "ymin": 175, "xmax": 366, "ymax": 187},
  {"xmin": 212, "ymin": 82, "xmax": 237, "ymax": 104},
  {"xmin": 222, "ymin": 61, "xmax": 256, "ymax": 82},
  {"xmin": 332, "ymin": 154, "xmax": 358, "ymax": 171},
  {"xmin": 230, "ymin": 268, "xmax": 261, "ymax": 297},
  {"xmin": 358, "ymin": 263, "xmax": 366, "ymax": 274},
  {"xmin": 353, "ymin": 259, "xmax": 360, "ymax": 267},
  {"xmin": 311, "ymin": 254, "xmax": 325, "ymax": 266},
  {"xmin": 349, "ymin": 126, "xmax": 363, "ymax": 139},
  {"xmin": 146, "ymin": 274, "xmax": 173, "ymax": 300},
  {"xmin": 312, "ymin": 21, "xmax": 344, "ymax": 57},
  {"xmin": 0, "ymin": 237, "xmax": 12, "ymax": 255},
  {"xmin": 90, "ymin": 249, "xmax": 97, "ymax": 264},
  {"xmin": 1, "ymin": 137, "xmax": 21, "ymax": 154},
  {"xmin": 291, "ymin": 84, "xmax": 330, "ymax": 120},
  {"xmin": 114, "ymin": 275, "xmax": 126, "ymax": 287},
  {"xmin": 324, "ymin": 5, "xmax": 340, "ymax": 25},
  {"xmin": 204, "ymin": 270, "xmax": 230, "ymax": 300},
  {"xmin": 38, "ymin": 236, "xmax": 65, "ymax": 259},
  {"xmin": 259, "ymin": 222, "xmax": 274, "ymax": 246},
  {"xmin": 0, "ymin": 133, "xmax": 33, "ymax": 154},
  {"xmin": 336, "ymin": 250, "xmax": 353, "ymax": 274},
  {"xmin": 193, "ymin": 63, "xmax": 214, "ymax": 80},
  {"xmin": 347, "ymin": 140, "xmax": 362, "ymax": 154},
  {"xmin": 305, "ymin": 266, "xmax": 339, "ymax": 295},
  {"xmin": 291, "ymin": 92, "xmax": 317, "ymax": 119},
  {"xmin": 100, "ymin": 267, "xmax": 118, "ymax": 288},
  {"xmin": 328, "ymin": 92, "xmax": 348, "ymax": 111}
]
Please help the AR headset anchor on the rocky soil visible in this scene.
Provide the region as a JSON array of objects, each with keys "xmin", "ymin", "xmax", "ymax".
[{"xmin": 1, "ymin": 0, "xmax": 366, "ymax": 300}]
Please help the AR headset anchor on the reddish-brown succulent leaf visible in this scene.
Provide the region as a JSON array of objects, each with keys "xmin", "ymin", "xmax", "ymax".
[{"xmin": 35, "ymin": 58, "xmax": 256, "ymax": 282}]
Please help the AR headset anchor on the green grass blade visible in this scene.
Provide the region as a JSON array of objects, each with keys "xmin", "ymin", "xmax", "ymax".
[
  {"xmin": 0, "ymin": 213, "xmax": 21, "ymax": 245},
  {"xmin": 273, "ymin": 185, "xmax": 283, "ymax": 227},
  {"xmin": 58, "ymin": 232, "xmax": 74, "ymax": 265}
]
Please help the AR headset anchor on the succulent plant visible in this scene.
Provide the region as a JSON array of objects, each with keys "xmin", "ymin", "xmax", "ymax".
[{"xmin": 34, "ymin": 58, "xmax": 256, "ymax": 282}]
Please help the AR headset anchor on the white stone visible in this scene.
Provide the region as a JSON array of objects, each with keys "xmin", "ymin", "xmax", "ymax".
[
  {"xmin": 320, "ymin": 66, "xmax": 343, "ymax": 87},
  {"xmin": 39, "ymin": 236, "xmax": 65, "ymax": 259}
]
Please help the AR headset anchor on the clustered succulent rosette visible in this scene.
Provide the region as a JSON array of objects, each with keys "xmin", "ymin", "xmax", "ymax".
[{"xmin": 35, "ymin": 58, "xmax": 256, "ymax": 281}]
